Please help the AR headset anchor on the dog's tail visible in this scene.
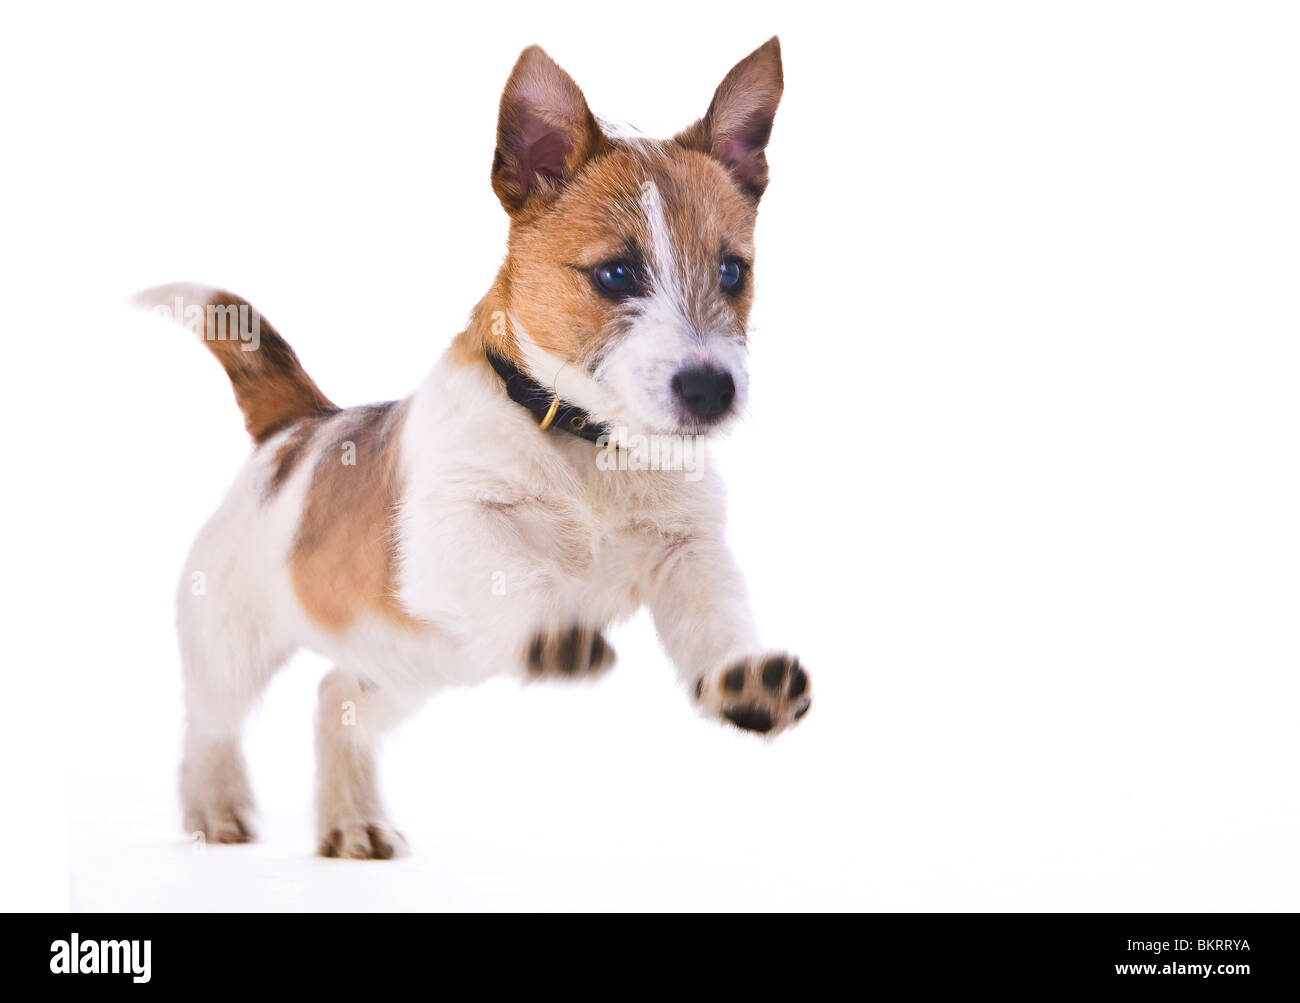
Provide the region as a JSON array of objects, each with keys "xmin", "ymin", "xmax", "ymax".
[{"xmin": 134, "ymin": 283, "xmax": 339, "ymax": 444}]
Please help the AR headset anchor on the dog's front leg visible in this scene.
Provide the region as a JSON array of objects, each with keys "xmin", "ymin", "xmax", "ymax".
[{"xmin": 649, "ymin": 535, "xmax": 811, "ymax": 736}]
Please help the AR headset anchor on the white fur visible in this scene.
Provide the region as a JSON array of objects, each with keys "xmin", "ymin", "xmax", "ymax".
[
  {"xmin": 171, "ymin": 172, "xmax": 795, "ymax": 856},
  {"xmin": 165, "ymin": 38, "xmax": 800, "ymax": 857},
  {"xmin": 591, "ymin": 175, "xmax": 752, "ymax": 436},
  {"xmin": 172, "ymin": 328, "xmax": 789, "ymax": 855}
]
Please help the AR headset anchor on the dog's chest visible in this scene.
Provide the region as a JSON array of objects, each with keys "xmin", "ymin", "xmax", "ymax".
[{"xmin": 483, "ymin": 465, "xmax": 698, "ymax": 592}]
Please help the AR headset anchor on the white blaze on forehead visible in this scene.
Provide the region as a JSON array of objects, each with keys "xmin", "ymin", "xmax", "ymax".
[{"xmin": 637, "ymin": 179, "xmax": 691, "ymax": 327}]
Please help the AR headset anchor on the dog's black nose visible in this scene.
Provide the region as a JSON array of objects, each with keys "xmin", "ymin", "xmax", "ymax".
[{"xmin": 671, "ymin": 367, "xmax": 736, "ymax": 420}]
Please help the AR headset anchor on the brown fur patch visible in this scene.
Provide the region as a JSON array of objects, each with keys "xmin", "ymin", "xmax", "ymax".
[
  {"xmin": 455, "ymin": 142, "xmax": 758, "ymax": 372},
  {"xmin": 201, "ymin": 290, "xmax": 339, "ymax": 444},
  {"xmin": 289, "ymin": 401, "xmax": 423, "ymax": 632},
  {"xmin": 454, "ymin": 42, "xmax": 781, "ymax": 376},
  {"xmin": 267, "ymin": 416, "xmax": 329, "ymax": 495}
]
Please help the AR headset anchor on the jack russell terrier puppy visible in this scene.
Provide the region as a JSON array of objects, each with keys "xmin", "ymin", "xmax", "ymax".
[{"xmin": 140, "ymin": 37, "xmax": 809, "ymax": 859}]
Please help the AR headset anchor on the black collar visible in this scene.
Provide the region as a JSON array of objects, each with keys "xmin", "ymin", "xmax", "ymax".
[{"xmin": 485, "ymin": 350, "xmax": 612, "ymax": 446}]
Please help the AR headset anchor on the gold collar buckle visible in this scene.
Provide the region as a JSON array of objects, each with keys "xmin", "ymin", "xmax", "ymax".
[{"xmin": 537, "ymin": 395, "xmax": 561, "ymax": 432}]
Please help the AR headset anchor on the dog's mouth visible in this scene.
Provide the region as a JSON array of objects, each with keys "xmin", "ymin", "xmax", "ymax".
[
  {"xmin": 596, "ymin": 411, "xmax": 740, "ymax": 451},
  {"xmin": 671, "ymin": 411, "xmax": 737, "ymax": 438},
  {"xmin": 585, "ymin": 348, "xmax": 746, "ymax": 443},
  {"xmin": 596, "ymin": 390, "xmax": 743, "ymax": 443}
]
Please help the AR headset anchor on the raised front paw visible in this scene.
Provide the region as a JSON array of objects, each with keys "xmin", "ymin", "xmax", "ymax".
[
  {"xmin": 526, "ymin": 624, "xmax": 616, "ymax": 678},
  {"xmin": 694, "ymin": 653, "xmax": 811, "ymax": 736}
]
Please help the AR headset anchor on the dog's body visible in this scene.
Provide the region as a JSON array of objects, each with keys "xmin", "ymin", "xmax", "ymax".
[{"xmin": 146, "ymin": 39, "xmax": 809, "ymax": 858}]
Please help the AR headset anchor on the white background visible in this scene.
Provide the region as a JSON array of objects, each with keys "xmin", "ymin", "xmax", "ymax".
[{"xmin": 3, "ymin": 1, "xmax": 1298, "ymax": 910}]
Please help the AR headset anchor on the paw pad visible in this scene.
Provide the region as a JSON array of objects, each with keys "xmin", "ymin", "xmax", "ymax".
[
  {"xmin": 722, "ymin": 704, "xmax": 776, "ymax": 734},
  {"xmin": 696, "ymin": 653, "xmax": 812, "ymax": 736},
  {"xmin": 526, "ymin": 625, "xmax": 615, "ymax": 677}
]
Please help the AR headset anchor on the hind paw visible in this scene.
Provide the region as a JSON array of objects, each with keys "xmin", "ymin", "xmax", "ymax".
[
  {"xmin": 318, "ymin": 821, "xmax": 408, "ymax": 860},
  {"xmin": 184, "ymin": 806, "xmax": 256, "ymax": 845}
]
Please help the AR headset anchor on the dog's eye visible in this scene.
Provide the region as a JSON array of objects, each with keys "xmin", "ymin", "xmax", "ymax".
[
  {"xmin": 720, "ymin": 256, "xmax": 745, "ymax": 293},
  {"xmin": 592, "ymin": 260, "xmax": 638, "ymax": 298}
]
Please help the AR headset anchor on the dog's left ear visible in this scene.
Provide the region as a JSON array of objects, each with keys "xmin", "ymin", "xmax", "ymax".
[
  {"xmin": 676, "ymin": 37, "xmax": 784, "ymax": 201},
  {"xmin": 491, "ymin": 46, "xmax": 608, "ymax": 216}
]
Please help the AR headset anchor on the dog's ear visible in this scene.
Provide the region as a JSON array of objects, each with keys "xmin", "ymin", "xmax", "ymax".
[
  {"xmin": 491, "ymin": 46, "xmax": 607, "ymax": 216},
  {"xmin": 675, "ymin": 37, "xmax": 784, "ymax": 201}
]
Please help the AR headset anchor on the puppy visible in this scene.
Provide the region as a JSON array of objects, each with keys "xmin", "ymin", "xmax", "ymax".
[{"xmin": 140, "ymin": 37, "xmax": 809, "ymax": 859}]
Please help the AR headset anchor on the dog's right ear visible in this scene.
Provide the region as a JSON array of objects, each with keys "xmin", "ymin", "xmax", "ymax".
[{"xmin": 491, "ymin": 46, "xmax": 607, "ymax": 216}]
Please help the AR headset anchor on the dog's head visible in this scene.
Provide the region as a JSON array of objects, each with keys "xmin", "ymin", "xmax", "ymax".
[{"xmin": 490, "ymin": 39, "xmax": 783, "ymax": 437}]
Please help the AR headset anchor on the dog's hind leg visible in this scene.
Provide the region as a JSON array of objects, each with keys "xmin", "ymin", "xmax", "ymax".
[
  {"xmin": 177, "ymin": 623, "xmax": 289, "ymax": 844},
  {"xmin": 314, "ymin": 667, "xmax": 411, "ymax": 859},
  {"xmin": 176, "ymin": 516, "xmax": 295, "ymax": 845}
]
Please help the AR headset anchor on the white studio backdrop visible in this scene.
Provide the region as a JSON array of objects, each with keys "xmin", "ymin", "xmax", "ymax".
[{"xmin": 1, "ymin": 1, "xmax": 1297, "ymax": 910}]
